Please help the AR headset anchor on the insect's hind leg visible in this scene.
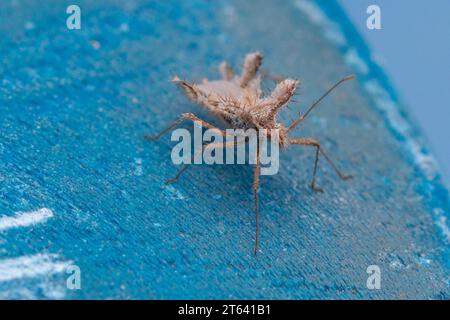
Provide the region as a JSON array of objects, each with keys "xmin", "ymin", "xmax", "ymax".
[
  {"xmin": 290, "ymin": 138, "xmax": 352, "ymax": 192},
  {"xmin": 145, "ymin": 113, "xmax": 226, "ymax": 141}
]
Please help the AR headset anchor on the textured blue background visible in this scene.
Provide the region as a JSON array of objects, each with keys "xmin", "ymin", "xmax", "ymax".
[{"xmin": 0, "ymin": 0, "xmax": 449, "ymax": 299}]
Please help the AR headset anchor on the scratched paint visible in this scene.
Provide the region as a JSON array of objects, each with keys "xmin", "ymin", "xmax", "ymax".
[
  {"xmin": 0, "ymin": 253, "xmax": 71, "ymax": 282},
  {"xmin": 0, "ymin": 0, "xmax": 448, "ymax": 299}
]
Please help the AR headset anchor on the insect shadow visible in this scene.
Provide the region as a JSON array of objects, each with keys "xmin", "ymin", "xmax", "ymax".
[{"xmin": 146, "ymin": 52, "xmax": 354, "ymax": 255}]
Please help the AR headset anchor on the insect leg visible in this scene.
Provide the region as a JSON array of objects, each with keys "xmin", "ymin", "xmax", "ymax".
[
  {"xmin": 253, "ymin": 140, "xmax": 261, "ymax": 255},
  {"xmin": 145, "ymin": 113, "xmax": 227, "ymax": 140},
  {"xmin": 290, "ymin": 138, "xmax": 352, "ymax": 192}
]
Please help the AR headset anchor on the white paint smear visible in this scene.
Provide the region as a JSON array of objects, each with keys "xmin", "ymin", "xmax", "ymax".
[
  {"xmin": 0, "ymin": 253, "xmax": 71, "ymax": 282},
  {"xmin": 434, "ymin": 208, "xmax": 450, "ymax": 243},
  {"xmin": 0, "ymin": 208, "xmax": 54, "ymax": 232},
  {"xmin": 344, "ymin": 48, "xmax": 369, "ymax": 75},
  {"xmin": 294, "ymin": 0, "xmax": 347, "ymax": 46}
]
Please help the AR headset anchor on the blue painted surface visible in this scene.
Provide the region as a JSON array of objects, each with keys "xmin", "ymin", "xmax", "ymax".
[
  {"xmin": 339, "ymin": 0, "xmax": 450, "ymax": 181},
  {"xmin": 0, "ymin": 0, "xmax": 449, "ymax": 299}
]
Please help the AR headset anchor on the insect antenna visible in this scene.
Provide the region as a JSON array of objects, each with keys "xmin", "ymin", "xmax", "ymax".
[{"xmin": 287, "ymin": 75, "xmax": 354, "ymax": 132}]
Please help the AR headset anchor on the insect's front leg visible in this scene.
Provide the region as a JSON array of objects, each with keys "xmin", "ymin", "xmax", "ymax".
[{"xmin": 290, "ymin": 138, "xmax": 352, "ymax": 193}]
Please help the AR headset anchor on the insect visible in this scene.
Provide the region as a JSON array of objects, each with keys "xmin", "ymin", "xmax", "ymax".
[{"xmin": 146, "ymin": 52, "xmax": 354, "ymax": 255}]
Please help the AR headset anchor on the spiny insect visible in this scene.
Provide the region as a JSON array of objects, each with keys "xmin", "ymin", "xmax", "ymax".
[{"xmin": 146, "ymin": 52, "xmax": 354, "ymax": 255}]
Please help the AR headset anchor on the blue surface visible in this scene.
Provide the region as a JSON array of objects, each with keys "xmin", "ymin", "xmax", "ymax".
[
  {"xmin": 0, "ymin": 0, "xmax": 449, "ymax": 299},
  {"xmin": 339, "ymin": 0, "xmax": 450, "ymax": 184}
]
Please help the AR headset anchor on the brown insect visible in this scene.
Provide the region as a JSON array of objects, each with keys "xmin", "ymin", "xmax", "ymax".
[{"xmin": 146, "ymin": 52, "xmax": 354, "ymax": 255}]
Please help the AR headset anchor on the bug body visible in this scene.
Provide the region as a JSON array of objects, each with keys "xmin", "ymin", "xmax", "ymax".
[{"xmin": 147, "ymin": 52, "xmax": 354, "ymax": 255}]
